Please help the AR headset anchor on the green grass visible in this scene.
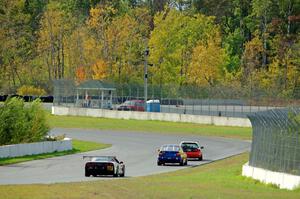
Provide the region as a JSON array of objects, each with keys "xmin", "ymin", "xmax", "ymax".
[
  {"xmin": 0, "ymin": 140, "xmax": 110, "ymax": 166},
  {"xmin": 48, "ymin": 114, "xmax": 252, "ymax": 140},
  {"xmin": 1, "ymin": 153, "xmax": 299, "ymax": 199}
]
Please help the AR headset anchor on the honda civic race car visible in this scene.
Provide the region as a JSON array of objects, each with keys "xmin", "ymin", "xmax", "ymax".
[
  {"xmin": 180, "ymin": 141, "xmax": 204, "ymax": 160},
  {"xmin": 84, "ymin": 156, "xmax": 125, "ymax": 177}
]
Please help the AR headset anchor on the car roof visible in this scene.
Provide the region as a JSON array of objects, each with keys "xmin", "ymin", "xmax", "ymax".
[
  {"xmin": 91, "ymin": 156, "xmax": 116, "ymax": 162},
  {"xmin": 180, "ymin": 141, "xmax": 199, "ymax": 144},
  {"xmin": 160, "ymin": 144, "xmax": 181, "ymax": 151},
  {"xmin": 161, "ymin": 144, "xmax": 180, "ymax": 147}
]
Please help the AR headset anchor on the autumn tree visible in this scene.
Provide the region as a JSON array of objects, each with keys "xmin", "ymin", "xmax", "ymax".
[
  {"xmin": 188, "ymin": 35, "xmax": 227, "ymax": 87},
  {"xmin": 75, "ymin": 66, "xmax": 87, "ymax": 83},
  {"xmin": 92, "ymin": 59, "xmax": 108, "ymax": 80},
  {"xmin": 0, "ymin": 0, "xmax": 33, "ymax": 92},
  {"xmin": 241, "ymin": 36, "xmax": 264, "ymax": 92},
  {"xmin": 148, "ymin": 8, "xmax": 217, "ymax": 86},
  {"xmin": 38, "ymin": 2, "xmax": 75, "ymax": 80}
]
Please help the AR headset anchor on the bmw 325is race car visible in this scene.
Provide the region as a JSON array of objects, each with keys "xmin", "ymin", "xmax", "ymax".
[
  {"xmin": 157, "ymin": 144, "xmax": 188, "ymax": 166},
  {"xmin": 83, "ymin": 156, "xmax": 125, "ymax": 177}
]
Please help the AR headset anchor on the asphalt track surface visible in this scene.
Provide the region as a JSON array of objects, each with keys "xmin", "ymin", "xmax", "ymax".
[{"xmin": 0, "ymin": 128, "xmax": 251, "ymax": 185}]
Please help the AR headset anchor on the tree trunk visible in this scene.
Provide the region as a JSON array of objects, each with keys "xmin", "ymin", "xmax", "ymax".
[
  {"xmin": 61, "ymin": 33, "xmax": 65, "ymax": 78},
  {"xmin": 262, "ymin": 12, "xmax": 268, "ymax": 68}
]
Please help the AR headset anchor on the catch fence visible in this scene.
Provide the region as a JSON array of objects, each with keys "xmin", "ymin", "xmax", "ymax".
[
  {"xmin": 248, "ymin": 108, "xmax": 300, "ymax": 175},
  {"xmin": 53, "ymin": 80, "xmax": 300, "ymax": 118}
]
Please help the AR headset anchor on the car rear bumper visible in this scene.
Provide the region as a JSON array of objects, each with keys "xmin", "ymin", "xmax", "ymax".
[
  {"xmin": 158, "ymin": 157, "xmax": 182, "ymax": 163},
  {"xmin": 86, "ymin": 168, "xmax": 115, "ymax": 175},
  {"xmin": 186, "ymin": 152, "xmax": 202, "ymax": 158}
]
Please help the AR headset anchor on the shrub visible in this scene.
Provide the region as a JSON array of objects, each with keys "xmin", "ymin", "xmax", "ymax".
[
  {"xmin": 17, "ymin": 85, "xmax": 46, "ymax": 97},
  {"xmin": 0, "ymin": 97, "xmax": 49, "ymax": 145}
]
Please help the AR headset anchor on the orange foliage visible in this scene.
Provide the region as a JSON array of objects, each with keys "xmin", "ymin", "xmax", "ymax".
[{"xmin": 75, "ymin": 66, "xmax": 86, "ymax": 83}]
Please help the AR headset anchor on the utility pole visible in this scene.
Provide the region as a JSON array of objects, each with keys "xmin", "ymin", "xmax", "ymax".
[{"xmin": 144, "ymin": 48, "xmax": 149, "ymax": 109}]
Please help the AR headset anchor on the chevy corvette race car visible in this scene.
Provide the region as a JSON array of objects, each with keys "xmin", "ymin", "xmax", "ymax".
[{"xmin": 83, "ymin": 156, "xmax": 125, "ymax": 177}]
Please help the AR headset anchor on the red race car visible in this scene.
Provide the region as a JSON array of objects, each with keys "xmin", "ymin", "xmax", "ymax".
[
  {"xmin": 180, "ymin": 141, "xmax": 204, "ymax": 160},
  {"xmin": 117, "ymin": 100, "xmax": 145, "ymax": 111}
]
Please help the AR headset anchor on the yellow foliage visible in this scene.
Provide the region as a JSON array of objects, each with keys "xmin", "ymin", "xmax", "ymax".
[
  {"xmin": 88, "ymin": 6, "xmax": 116, "ymax": 29},
  {"xmin": 188, "ymin": 36, "xmax": 227, "ymax": 86},
  {"xmin": 92, "ymin": 59, "xmax": 108, "ymax": 80},
  {"xmin": 242, "ymin": 36, "xmax": 264, "ymax": 70},
  {"xmin": 17, "ymin": 85, "xmax": 46, "ymax": 96}
]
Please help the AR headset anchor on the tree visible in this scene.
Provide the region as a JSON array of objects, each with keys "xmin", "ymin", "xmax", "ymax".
[
  {"xmin": 148, "ymin": 8, "xmax": 217, "ymax": 86},
  {"xmin": 105, "ymin": 14, "xmax": 145, "ymax": 83},
  {"xmin": 252, "ymin": 0, "xmax": 274, "ymax": 67},
  {"xmin": 75, "ymin": 66, "xmax": 87, "ymax": 83},
  {"xmin": 38, "ymin": 2, "xmax": 75, "ymax": 80},
  {"xmin": 188, "ymin": 36, "xmax": 227, "ymax": 86},
  {"xmin": 0, "ymin": 0, "xmax": 33, "ymax": 92},
  {"xmin": 92, "ymin": 59, "xmax": 108, "ymax": 80}
]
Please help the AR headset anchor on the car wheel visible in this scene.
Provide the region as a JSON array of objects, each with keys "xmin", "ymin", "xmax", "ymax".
[
  {"xmin": 92, "ymin": 174, "xmax": 97, "ymax": 177},
  {"xmin": 120, "ymin": 167, "xmax": 125, "ymax": 177},
  {"xmin": 180, "ymin": 160, "xmax": 184, "ymax": 166},
  {"xmin": 157, "ymin": 162, "xmax": 163, "ymax": 166},
  {"xmin": 198, "ymin": 156, "xmax": 203, "ymax": 161},
  {"xmin": 85, "ymin": 171, "xmax": 90, "ymax": 177},
  {"xmin": 184, "ymin": 159, "xmax": 188, "ymax": 165}
]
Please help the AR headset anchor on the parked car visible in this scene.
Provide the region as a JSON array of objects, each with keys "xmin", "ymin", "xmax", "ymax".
[
  {"xmin": 157, "ymin": 144, "xmax": 187, "ymax": 166},
  {"xmin": 180, "ymin": 141, "xmax": 204, "ymax": 160},
  {"xmin": 117, "ymin": 100, "xmax": 145, "ymax": 111},
  {"xmin": 84, "ymin": 156, "xmax": 125, "ymax": 177}
]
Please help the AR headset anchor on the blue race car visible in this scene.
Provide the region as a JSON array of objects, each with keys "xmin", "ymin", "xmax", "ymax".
[{"xmin": 157, "ymin": 144, "xmax": 188, "ymax": 166}]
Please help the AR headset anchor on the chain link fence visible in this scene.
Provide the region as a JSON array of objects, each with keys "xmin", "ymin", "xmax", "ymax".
[
  {"xmin": 248, "ymin": 108, "xmax": 300, "ymax": 175},
  {"xmin": 53, "ymin": 79, "xmax": 300, "ymax": 118}
]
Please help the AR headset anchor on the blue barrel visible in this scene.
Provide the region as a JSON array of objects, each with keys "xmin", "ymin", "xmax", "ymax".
[{"xmin": 146, "ymin": 100, "xmax": 160, "ymax": 112}]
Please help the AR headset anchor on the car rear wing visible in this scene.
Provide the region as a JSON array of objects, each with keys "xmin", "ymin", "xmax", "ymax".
[{"xmin": 83, "ymin": 155, "xmax": 116, "ymax": 160}]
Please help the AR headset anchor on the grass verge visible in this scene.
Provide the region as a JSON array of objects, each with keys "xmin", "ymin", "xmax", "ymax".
[
  {"xmin": 1, "ymin": 153, "xmax": 299, "ymax": 199},
  {"xmin": 48, "ymin": 114, "xmax": 252, "ymax": 140},
  {"xmin": 0, "ymin": 140, "xmax": 110, "ymax": 166}
]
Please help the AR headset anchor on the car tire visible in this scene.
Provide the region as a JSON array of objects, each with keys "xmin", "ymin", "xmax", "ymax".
[
  {"xmin": 85, "ymin": 171, "xmax": 90, "ymax": 177},
  {"xmin": 157, "ymin": 162, "xmax": 163, "ymax": 166},
  {"xmin": 113, "ymin": 168, "xmax": 119, "ymax": 177},
  {"xmin": 198, "ymin": 156, "xmax": 203, "ymax": 161},
  {"xmin": 184, "ymin": 159, "xmax": 188, "ymax": 165},
  {"xmin": 180, "ymin": 160, "xmax": 184, "ymax": 166},
  {"xmin": 120, "ymin": 167, "xmax": 125, "ymax": 177}
]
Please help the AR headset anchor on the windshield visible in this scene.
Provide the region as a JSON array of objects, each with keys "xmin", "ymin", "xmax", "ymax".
[{"xmin": 123, "ymin": 101, "xmax": 135, "ymax": 105}]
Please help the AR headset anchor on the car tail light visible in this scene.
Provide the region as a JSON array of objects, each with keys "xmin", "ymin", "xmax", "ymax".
[{"xmin": 86, "ymin": 163, "xmax": 93, "ymax": 167}]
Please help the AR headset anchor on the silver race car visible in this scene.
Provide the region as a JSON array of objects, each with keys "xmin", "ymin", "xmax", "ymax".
[{"xmin": 83, "ymin": 156, "xmax": 125, "ymax": 177}]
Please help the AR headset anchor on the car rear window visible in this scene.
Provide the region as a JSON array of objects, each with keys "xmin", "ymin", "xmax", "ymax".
[
  {"xmin": 92, "ymin": 157, "xmax": 114, "ymax": 162},
  {"xmin": 161, "ymin": 145, "xmax": 180, "ymax": 151},
  {"xmin": 181, "ymin": 143, "xmax": 199, "ymax": 149}
]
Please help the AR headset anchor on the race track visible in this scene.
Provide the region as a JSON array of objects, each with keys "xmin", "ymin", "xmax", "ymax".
[{"xmin": 0, "ymin": 128, "xmax": 250, "ymax": 185}]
